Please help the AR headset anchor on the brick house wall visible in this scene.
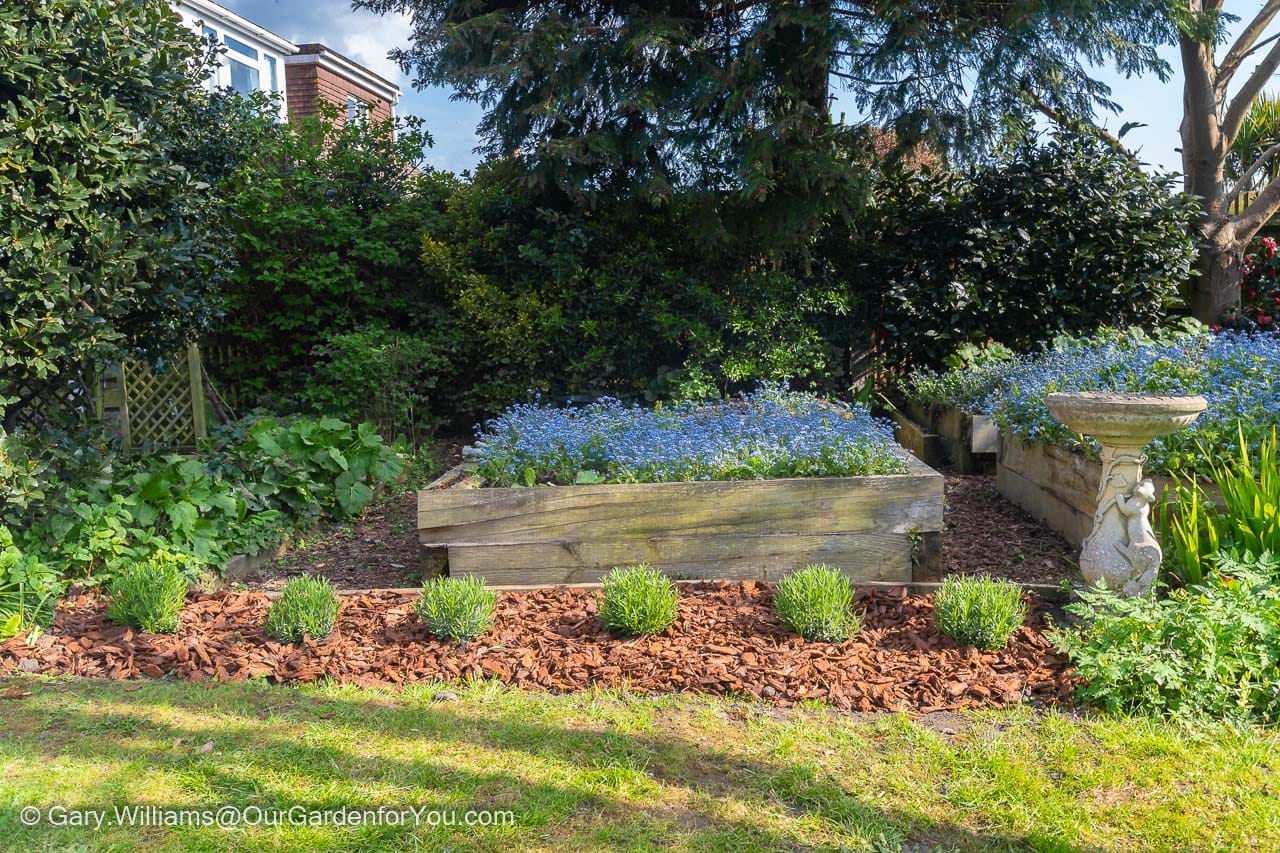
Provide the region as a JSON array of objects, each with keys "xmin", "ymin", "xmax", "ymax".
[{"xmin": 284, "ymin": 44, "xmax": 398, "ymax": 125}]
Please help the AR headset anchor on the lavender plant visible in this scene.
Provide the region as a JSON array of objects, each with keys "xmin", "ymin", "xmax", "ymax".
[
  {"xmin": 472, "ymin": 384, "xmax": 907, "ymax": 487},
  {"xmin": 774, "ymin": 564, "xmax": 862, "ymax": 643},
  {"xmin": 597, "ymin": 564, "xmax": 679, "ymax": 636},
  {"xmin": 933, "ymin": 576, "xmax": 1026, "ymax": 650}
]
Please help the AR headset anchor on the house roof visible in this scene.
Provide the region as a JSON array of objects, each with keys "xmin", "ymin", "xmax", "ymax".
[
  {"xmin": 176, "ymin": 0, "xmax": 297, "ymax": 54},
  {"xmin": 286, "ymin": 43, "xmax": 401, "ymax": 105},
  {"xmin": 176, "ymin": 1, "xmax": 400, "ymax": 105}
]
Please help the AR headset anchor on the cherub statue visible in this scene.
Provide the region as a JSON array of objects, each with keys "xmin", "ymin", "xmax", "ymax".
[{"xmin": 1114, "ymin": 479, "xmax": 1162, "ymax": 596}]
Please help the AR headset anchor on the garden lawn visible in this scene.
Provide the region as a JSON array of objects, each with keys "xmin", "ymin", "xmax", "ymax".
[{"xmin": 0, "ymin": 678, "xmax": 1276, "ymax": 851}]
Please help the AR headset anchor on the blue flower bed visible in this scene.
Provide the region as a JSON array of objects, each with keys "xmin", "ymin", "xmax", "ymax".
[
  {"xmin": 988, "ymin": 332, "xmax": 1280, "ymax": 475},
  {"xmin": 472, "ymin": 385, "xmax": 908, "ymax": 486}
]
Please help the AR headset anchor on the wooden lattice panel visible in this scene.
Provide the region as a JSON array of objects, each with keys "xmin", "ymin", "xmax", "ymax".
[
  {"xmin": 6, "ymin": 370, "xmax": 95, "ymax": 433},
  {"xmin": 116, "ymin": 345, "xmax": 207, "ymax": 451},
  {"xmin": 200, "ymin": 337, "xmax": 256, "ymax": 413}
]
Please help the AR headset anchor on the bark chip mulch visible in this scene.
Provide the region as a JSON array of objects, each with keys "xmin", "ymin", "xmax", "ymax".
[
  {"xmin": 1, "ymin": 582, "xmax": 1075, "ymax": 713},
  {"xmin": 944, "ymin": 475, "xmax": 1077, "ymax": 584}
]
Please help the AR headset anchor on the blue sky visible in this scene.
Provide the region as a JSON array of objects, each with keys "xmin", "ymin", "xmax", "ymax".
[{"xmin": 219, "ymin": 0, "xmax": 1277, "ymax": 177}]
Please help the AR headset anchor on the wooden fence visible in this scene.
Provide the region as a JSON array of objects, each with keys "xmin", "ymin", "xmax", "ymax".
[{"xmin": 9, "ymin": 345, "xmax": 212, "ymax": 452}]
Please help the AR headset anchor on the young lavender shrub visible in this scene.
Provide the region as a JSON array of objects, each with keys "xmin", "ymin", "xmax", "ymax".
[
  {"xmin": 105, "ymin": 551, "xmax": 189, "ymax": 634},
  {"xmin": 264, "ymin": 575, "xmax": 339, "ymax": 643},
  {"xmin": 932, "ymin": 576, "xmax": 1026, "ymax": 650},
  {"xmin": 774, "ymin": 564, "xmax": 862, "ymax": 643},
  {"xmin": 597, "ymin": 564, "xmax": 679, "ymax": 636},
  {"xmin": 472, "ymin": 383, "xmax": 908, "ymax": 487},
  {"xmin": 416, "ymin": 576, "xmax": 496, "ymax": 641}
]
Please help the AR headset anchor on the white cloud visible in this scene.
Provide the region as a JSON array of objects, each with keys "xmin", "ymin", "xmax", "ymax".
[{"xmin": 334, "ymin": 11, "xmax": 411, "ymax": 83}]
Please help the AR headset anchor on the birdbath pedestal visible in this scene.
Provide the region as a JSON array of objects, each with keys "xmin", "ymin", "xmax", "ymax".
[{"xmin": 1045, "ymin": 392, "xmax": 1207, "ymax": 595}]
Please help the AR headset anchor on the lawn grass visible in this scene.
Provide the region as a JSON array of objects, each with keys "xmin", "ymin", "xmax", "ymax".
[{"xmin": 0, "ymin": 676, "xmax": 1276, "ymax": 851}]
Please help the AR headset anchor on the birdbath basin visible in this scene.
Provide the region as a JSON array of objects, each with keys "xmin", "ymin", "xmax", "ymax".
[{"xmin": 1045, "ymin": 392, "xmax": 1207, "ymax": 595}]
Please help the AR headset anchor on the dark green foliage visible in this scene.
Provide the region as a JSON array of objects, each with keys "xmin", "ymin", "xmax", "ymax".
[
  {"xmin": 416, "ymin": 576, "xmax": 497, "ymax": 642},
  {"xmin": 774, "ymin": 564, "xmax": 862, "ymax": 643},
  {"xmin": 105, "ymin": 552, "xmax": 190, "ymax": 635},
  {"xmin": 0, "ymin": 430, "xmax": 50, "ymax": 530},
  {"xmin": 215, "ymin": 105, "xmax": 454, "ymax": 406},
  {"xmin": 207, "ymin": 417, "xmax": 405, "ymax": 523},
  {"xmin": 214, "ymin": 123, "xmax": 1194, "ymax": 421},
  {"xmin": 0, "ymin": 0, "xmax": 247, "ymax": 421},
  {"xmin": 932, "ymin": 576, "xmax": 1026, "ymax": 650},
  {"xmin": 357, "ymin": 0, "xmax": 1175, "ymax": 243},
  {"xmin": 597, "ymin": 564, "xmax": 680, "ymax": 637},
  {"xmin": 264, "ymin": 576, "xmax": 340, "ymax": 643},
  {"xmin": 1054, "ymin": 555, "xmax": 1280, "ymax": 723},
  {"xmin": 856, "ymin": 135, "xmax": 1199, "ymax": 367},
  {"xmin": 9, "ymin": 417, "xmax": 402, "ymax": 587},
  {"xmin": 423, "ymin": 161, "xmax": 843, "ymax": 415},
  {"xmin": 303, "ymin": 324, "xmax": 452, "ymax": 447}
]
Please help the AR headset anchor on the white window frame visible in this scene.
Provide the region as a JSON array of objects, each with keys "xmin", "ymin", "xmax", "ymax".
[
  {"xmin": 177, "ymin": 4, "xmax": 292, "ymax": 121},
  {"xmin": 346, "ymin": 95, "xmax": 371, "ymax": 126}
]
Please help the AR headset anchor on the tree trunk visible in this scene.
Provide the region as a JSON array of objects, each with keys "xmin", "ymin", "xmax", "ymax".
[
  {"xmin": 1179, "ymin": 24, "xmax": 1240, "ymax": 324},
  {"xmin": 1192, "ymin": 233, "xmax": 1243, "ymax": 322}
]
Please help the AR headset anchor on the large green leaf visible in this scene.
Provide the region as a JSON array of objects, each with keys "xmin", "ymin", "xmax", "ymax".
[{"xmin": 333, "ymin": 470, "xmax": 373, "ymax": 517}]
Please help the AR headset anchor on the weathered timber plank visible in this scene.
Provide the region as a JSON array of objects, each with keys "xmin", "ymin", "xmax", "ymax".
[
  {"xmin": 998, "ymin": 436, "xmax": 1100, "ymax": 517},
  {"xmin": 971, "ymin": 414, "xmax": 999, "ymax": 454},
  {"xmin": 419, "ymin": 473, "xmax": 943, "ymax": 545},
  {"xmin": 911, "ymin": 530, "xmax": 943, "ymax": 582},
  {"xmin": 996, "ymin": 435, "xmax": 1222, "ymax": 549},
  {"xmin": 934, "ymin": 406, "xmax": 988, "ymax": 474},
  {"xmin": 444, "ymin": 532, "xmax": 913, "ymax": 586},
  {"xmin": 902, "ymin": 400, "xmax": 935, "ymax": 430},
  {"xmin": 997, "ymin": 459, "xmax": 1094, "ymax": 548},
  {"xmin": 886, "ymin": 408, "xmax": 946, "ymax": 469},
  {"xmin": 423, "ymin": 463, "xmax": 480, "ymax": 491}
]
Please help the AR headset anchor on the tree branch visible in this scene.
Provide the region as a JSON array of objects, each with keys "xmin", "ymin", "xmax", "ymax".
[
  {"xmin": 1232, "ymin": 170, "xmax": 1280, "ymax": 239},
  {"xmin": 1221, "ymin": 37, "xmax": 1280, "ymax": 147},
  {"xmin": 1225, "ymin": 140, "xmax": 1280, "ymax": 210},
  {"xmin": 830, "ymin": 68, "xmax": 941, "ymax": 86},
  {"xmin": 1217, "ymin": 0, "xmax": 1280, "ymax": 89},
  {"xmin": 1024, "ymin": 89, "xmax": 1139, "ymax": 163}
]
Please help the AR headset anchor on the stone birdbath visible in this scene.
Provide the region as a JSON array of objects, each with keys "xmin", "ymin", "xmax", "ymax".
[{"xmin": 1045, "ymin": 392, "xmax": 1207, "ymax": 596}]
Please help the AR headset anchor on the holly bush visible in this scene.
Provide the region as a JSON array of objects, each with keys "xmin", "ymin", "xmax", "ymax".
[{"xmin": 0, "ymin": 0, "xmax": 246, "ymax": 423}]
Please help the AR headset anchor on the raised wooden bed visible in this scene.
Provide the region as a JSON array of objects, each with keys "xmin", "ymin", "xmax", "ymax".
[
  {"xmin": 887, "ymin": 400, "xmax": 997, "ymax": 474},
  {"xmin": 417, "ymin": 455, "xmax": 945, "ymax": 586},
  {"xmin": 996, "ymin": 434, "xmax": 1219, "ymax": 549}
]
